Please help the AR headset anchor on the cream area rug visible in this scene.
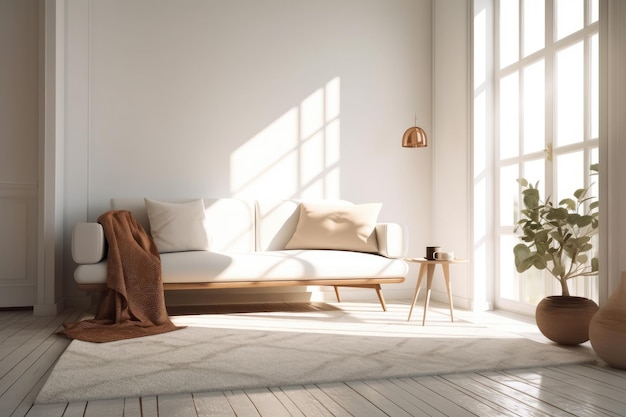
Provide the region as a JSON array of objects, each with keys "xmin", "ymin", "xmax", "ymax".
[{"xmin": 36, "ymin": 302, "xmax": 597, "ymax": 404}]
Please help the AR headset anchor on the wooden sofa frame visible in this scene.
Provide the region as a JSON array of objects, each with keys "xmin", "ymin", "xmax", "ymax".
[{"xmin": 77, "ymin": 277, "xmax": 405, "ymax": 312}]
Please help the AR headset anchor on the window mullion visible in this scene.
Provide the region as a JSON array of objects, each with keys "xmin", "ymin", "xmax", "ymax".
[
  {"xmin": 545, "ymin": 0, "xmax": 554, "ymax": 194},
  {"xmin": 584, "ymin": 32, "xmax": 591, "ymax": 145},
  {"xmin": 519, "ymin": 0, "xmax": 523, "ymax": 159}
]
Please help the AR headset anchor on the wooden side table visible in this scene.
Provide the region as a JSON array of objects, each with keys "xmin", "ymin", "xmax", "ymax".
[{"xmin": 405, "ymin": 258, "xmax": 468, "ymax": 325}]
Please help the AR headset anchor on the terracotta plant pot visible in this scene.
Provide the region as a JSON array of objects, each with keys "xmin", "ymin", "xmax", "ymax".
[
  {"xmin": 589, "ymin": 272, "xmax": 626, "ymax": 369},
  {"xmin": 535, "ymin": 296, "xmax": 599, "ymax": 345}
]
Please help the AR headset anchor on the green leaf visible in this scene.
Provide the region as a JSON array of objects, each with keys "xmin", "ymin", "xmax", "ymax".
[
  {"xmin": 575, "ymin": 215, "xmax": 593, "ymax": 228},
  {"xmin": 513, "ymin": 244, "xmax": 535, "ymax": 273},
  {"xmin": 533, "ymin": 257, "xmax": 548, "ymax": 270},
  {"xmin": 513, "ymin": 243, "xmax": 531, "ymax": 259},
  {"xmin": 567, "ymin": 213, "xmax": 581, "ymax": 225},
  {"xmin": 549, "ymin": 208, "xmax": 568, "ymax": 221},
  {"xmin": 559, "ymin": 198, "xmax": 576, "ymax": 211},
  {"xmin": 517, "ymin": 178, "xmax": 529, "ymax": 187},
  {"xmin": 591, "ymin": 257, "xmax": 599, "ymax": 272},
  {"xmin": 535, "ymin": 230, "xmax": 549, "ymax": 242},
  {"xmin": 535, "ymin": 240, "xmax": 550, "ymax": 254},
  {"xmin": 522, "ymin": 189, "xmax": 540, "ymax": 209},
  {"xmin": 574, "ymin": 187, "xmax": 588, "ymax": 200},
  {"xmin": 518, "ymin": 258, "xmax": 536, "ymax": 272},
  {"xmin": 580, "ymin": 243, "xmax": 593, "ymax": 252},
  {"xmin": 550, "ymin": 231, "xmax": 564, "ymax": 244}
]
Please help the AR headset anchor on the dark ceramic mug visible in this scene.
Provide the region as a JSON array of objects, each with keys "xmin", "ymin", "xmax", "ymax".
[{"xmin": 426, "ymin": 246, "xmax": 441, "ymax": 260}]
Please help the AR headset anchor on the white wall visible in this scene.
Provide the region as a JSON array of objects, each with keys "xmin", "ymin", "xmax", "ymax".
[
  {"xmin": 54, "ymin": 0, "xmax": 626, "ymax": 310},
  {"xmin": 430, "ymin": 1, "xmax": 475, "ymax": 309},
  {"xmin": 62, "ymin": 0, "xmax": 434, "ymax": 304}
]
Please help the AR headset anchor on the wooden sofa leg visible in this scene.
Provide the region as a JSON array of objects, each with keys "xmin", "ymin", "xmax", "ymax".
[
  {"xmin": 333, "ymin": 284, "xmax": 388, "ymax": 311},
  {"xmin": 334, "ymin": 286, "xmax": 341, "ymax": 302},
  {"xmin": 375, "ymin": 285, "xmax": 387, "ymax": 312}
]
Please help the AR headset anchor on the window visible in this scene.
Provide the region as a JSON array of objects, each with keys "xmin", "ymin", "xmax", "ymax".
[{"xmin": 494, "ymin": 0, "xmax": 600, "ymax": 313}]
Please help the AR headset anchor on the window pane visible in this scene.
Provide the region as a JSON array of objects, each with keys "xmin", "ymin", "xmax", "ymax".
[
  {"xmin": 500, "ymin": 165, "xmax": 519, "ymax": 226},
  {"xmin": 500, "ymin": 72, "xmax": 519, "ymax": 159},
  {"xmin": 500, "ymin": 234, "xmax": 518, "ymax": 300},
  {"xmin": 523, "ymin": 159, "xmax": 545, "ymax": 198},
  {"xmin": 556, "ymin": 41, "xmax": 584, "ymax": 146},
  {"xmin": 521, "ymin": 267, "xmax": 547, "ymax": 304},
  {"xmin": 500, "ymin": 0, "xmax": 519, "ymax": 68},
  {"xmin": 556, "ymin": 151, "xmax": 584, "ymax": 203},
  {"xmin": 591, "ymin": 34, "xmax": 599, "ymax": 139},
  {"xmin": 555, "ymin": 0, "xmax": 584, "ymax": 40},
  {"xmin": 523, "ymin": 0, "xmax": 544, "ymax": 57},
  {"xmin": 591, "ymin": 0, "xmax": 599, "ymax": 23},
  {"xmin": 523, "ymin": 59, "xmax": 545, "ymax": 154}
]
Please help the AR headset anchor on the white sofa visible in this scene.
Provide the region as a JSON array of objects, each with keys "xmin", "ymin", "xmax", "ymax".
[{"xmin": 72, "ymin": 198, "xmax": 409, "ymax": 311}]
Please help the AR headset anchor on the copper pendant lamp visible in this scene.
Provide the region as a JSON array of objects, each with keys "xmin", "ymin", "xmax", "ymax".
[{"xmin": 402, "ymin": 126, "xmax": 427, "ymax": 148}]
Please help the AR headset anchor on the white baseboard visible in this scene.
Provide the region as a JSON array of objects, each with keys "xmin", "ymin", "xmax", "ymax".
[
  {"xmin": 407, "ymin": 290, "xmax": 493, "ymax": 312},
  {"xmin": 33, "ymin": 301, "xmax": 64, "ymax": 317}
]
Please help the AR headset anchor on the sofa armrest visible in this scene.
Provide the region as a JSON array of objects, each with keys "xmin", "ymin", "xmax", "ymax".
[
  {"xmin": 72, "ymin": 222, "xmax": 106, "ymax": 264},
  {"xmin": 375, "ymin": 223, "xmax": 409, "ymax": 258}
]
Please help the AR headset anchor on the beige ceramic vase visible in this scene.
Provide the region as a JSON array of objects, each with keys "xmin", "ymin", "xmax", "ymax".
[{"xmin": 589, "ymin": 271, "xmax": 626, "ymax": 369}]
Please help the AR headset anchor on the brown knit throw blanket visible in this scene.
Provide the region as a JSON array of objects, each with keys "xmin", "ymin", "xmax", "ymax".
[{"xmin": 61, "ymin": 210, "xmax": 184, "ymax": 343}]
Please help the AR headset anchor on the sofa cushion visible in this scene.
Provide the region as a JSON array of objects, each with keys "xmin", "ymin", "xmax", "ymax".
[
  {"xmin": 73, "ymin": 250, "xmax": 409, "ymax": 285},
  {"xmin": 159, "ymin": 250, "xmax": 408, "ymax": 282},
  {"xmin": 145, "ymin": 198, "xmax": 210, "ymax": 253},
  {"xmin": 285, "ymin": 202, "xmax": 381, "ymax": 253},
  {"xmin": 255, "ymin": 199, "xmax": 301, "ymax": 251},
  {"xmin": 112, "ymin": 198, "xmax": 256, "ymax": 253}
]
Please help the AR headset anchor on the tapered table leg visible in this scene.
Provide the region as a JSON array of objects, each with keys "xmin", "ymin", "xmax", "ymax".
[
  {"xmin": 422, "ymin": 264, "xmax": 435, "ymax": 326},
  {"xmin": 407, "ymin": 264, "xmax": 427, "ymax": 322},
  {"xmin": 442, "ymin": 262, "xmax": 454, "ymax": 322}
]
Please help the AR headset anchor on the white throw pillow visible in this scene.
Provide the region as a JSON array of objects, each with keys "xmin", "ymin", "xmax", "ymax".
[
  {"xmin": 144, "ymin": 198, "xmax": 210, "ymax": 253},
  {"xmin": 285, "ymin": 202, "xmax": 381, "ymax": 253}
]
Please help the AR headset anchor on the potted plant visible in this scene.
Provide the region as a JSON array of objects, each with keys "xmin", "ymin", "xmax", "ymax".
[{"xmin": 513, "ymin": 165, "xmax": 599, "ymax": 345}]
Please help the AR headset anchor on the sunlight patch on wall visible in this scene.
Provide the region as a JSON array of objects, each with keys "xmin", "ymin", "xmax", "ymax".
[
  {"xmin": 230, "ymin": 77, "xmax": 341, "ymax": 200},
  {"xmin": 230, "ymin": 109, "xmax": 299, "ymax": 198}
]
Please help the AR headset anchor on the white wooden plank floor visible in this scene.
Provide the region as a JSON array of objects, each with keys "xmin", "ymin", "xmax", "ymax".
[{"xmin": 2, "ymin": 304, "xmax": 626, "ymax": 417}]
